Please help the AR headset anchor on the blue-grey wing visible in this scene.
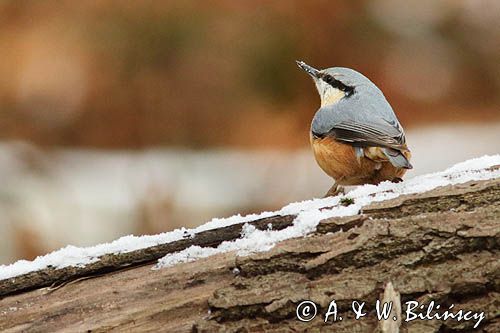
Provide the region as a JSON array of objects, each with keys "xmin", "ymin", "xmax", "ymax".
[
  {"xmin": 311, "ymin": 96, "xmax": 407, "ymax": 150},
  {"xmin": 311, "ymin": 96, "xmax": 412, "ymax": 169},
  {"xmin": 328, "ymin": 118, "xmax": 406, "ymax": 149}
]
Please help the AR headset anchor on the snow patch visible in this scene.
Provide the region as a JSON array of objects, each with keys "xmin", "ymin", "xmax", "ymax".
[
  {"xmin": 154, "ymin": 154, "xmax": 500, "ymax": 269},
  {"xmin": 0, "ymin": 155, "xmax": 499, "ymax": 280}
]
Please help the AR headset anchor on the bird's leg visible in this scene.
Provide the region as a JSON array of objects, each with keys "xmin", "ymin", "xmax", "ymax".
[
  {"xmin": 391, "ymin": 177, "xmax": 403, "ymax": 183},
  {"xmin": 324, "ymin": 183, "xmax": 345, "ymax": 197}
]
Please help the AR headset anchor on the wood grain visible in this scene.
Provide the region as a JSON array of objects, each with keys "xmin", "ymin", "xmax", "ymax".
[{"xmin": 0, "ymin": 177, "xmax": 499, "ymax": 332}]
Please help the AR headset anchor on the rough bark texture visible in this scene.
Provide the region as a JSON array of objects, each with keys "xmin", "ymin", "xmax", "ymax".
[{"xmin": 0, "ymin": 177, "xmax": 499, "ymax": 332}]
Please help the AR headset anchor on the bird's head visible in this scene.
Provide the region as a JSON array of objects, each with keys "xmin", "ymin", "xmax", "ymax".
[{"xmin": 296, "ymin": 61, "xmax": 373, "ymax": 107}]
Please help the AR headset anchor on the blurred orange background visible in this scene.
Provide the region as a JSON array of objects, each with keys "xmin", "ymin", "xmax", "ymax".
[{"xmin": 1, "ymin": 0, "xmax": 499, "ymax": 264}]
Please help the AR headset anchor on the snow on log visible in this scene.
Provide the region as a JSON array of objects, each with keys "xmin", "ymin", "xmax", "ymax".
[{"xmin": 0, "ymin": 155, "xmax": 499, "ymax": 332}]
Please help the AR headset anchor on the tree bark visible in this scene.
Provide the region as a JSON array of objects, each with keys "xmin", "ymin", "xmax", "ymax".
[{"xmin": 0, "ymin": 177, "xmax": 499, "ymax": 332}]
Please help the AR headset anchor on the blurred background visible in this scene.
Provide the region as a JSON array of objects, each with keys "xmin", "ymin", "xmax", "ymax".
[{"xmin": 0, "ymin": 0, "xmax": 499, "ymax": 264}]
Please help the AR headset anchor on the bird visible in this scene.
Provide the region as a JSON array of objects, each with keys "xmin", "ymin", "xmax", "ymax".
[{"xmin": 296, "ymin": 61, "xmax": 412, "ymax": 197}]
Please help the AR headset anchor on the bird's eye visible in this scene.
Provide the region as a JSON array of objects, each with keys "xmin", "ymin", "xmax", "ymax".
[{"xmin": 345, "ymin": 87, "xmax": 355, "ymax": 96}]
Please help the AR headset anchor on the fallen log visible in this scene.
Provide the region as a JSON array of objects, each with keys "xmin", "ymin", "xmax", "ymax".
[{"xmin": 0, "ymin": 171, "xmax": 498, "ymax": 332}]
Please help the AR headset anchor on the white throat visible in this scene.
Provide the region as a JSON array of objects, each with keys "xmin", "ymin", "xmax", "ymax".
[{"xmin": 315, "ymin": 79, "xmax": 345, "ymax": 107}]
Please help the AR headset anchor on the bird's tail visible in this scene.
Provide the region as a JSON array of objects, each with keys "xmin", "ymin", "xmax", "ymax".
[{"xmin": 382, "ymin": 148, "xmax": 413, "ymax": 169}]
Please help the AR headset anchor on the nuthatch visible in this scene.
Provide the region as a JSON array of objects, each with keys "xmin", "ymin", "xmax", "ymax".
[{"xmin": 297, "ymin": 61, "xmax": 412, "ymax": 196}]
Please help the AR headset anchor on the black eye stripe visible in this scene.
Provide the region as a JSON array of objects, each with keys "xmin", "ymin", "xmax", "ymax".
[{"xmin": 322, "ymin": 74, "xmax": 354, "ymax": 95}]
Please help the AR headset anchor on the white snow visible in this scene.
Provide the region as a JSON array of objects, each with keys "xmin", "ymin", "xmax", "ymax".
[
  {"xmin": 154, "ymin": 154, "xmax": 500, "ymax": 268},
  {"xmin": 1, "ymin": 155, "xmax": 499, "ymax": 280},
  {"xmin": 1, "ymin": 124, "xmax": 499, "ymax": 264}
]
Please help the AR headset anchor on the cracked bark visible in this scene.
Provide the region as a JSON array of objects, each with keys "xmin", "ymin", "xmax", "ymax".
[{"xmin": 0, "ymin": 176, "xmax": 499, "ymax": 332}]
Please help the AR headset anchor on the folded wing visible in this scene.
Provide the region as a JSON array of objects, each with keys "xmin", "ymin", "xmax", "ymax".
[{"xmin": 312, "ymin": 103, "xmax": 412, "ymax": 169}]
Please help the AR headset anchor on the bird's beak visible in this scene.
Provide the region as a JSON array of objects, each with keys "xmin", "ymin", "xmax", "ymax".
[{"xmin": 296, "ymin": 60, "xmax": 320, "ymax": 78}]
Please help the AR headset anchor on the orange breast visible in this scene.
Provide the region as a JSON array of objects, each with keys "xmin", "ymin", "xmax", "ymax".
[{"xmin": 310, "ymin": 135, "xmax": 409, "ymax": 185}]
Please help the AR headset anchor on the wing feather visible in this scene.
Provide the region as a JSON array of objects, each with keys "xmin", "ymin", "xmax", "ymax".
[
  {"xmin": 310, "ymin": 82, "xmax": 411, "ymax": 168},
  {"xmin": 329, "ymin": 119, "xmax": 406, "ymax": 150}
]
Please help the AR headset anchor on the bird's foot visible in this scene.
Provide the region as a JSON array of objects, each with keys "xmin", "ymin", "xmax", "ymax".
[
  {"xmin": 391, "ymin": 177, "xmax": 403, "ymax": 183},
  {"xmin": 323, "ymin": 184, "xmax": 345, "ymax": 198}
]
